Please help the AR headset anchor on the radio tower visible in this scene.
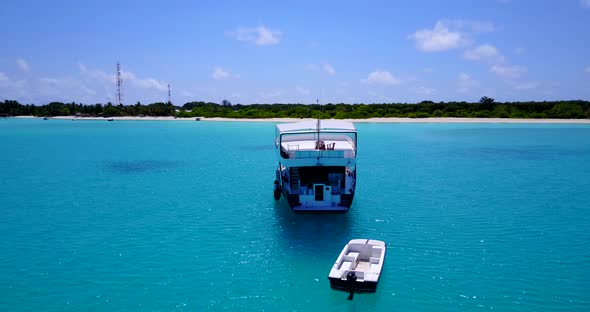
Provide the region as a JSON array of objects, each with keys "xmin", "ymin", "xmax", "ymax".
[
  {"xmin": 116, "ymin": 62, "xmax": 122, "ymax": 105},
  {"xmin": 167, "ymin": 84, "xmax": 171, "ymax": 104}
]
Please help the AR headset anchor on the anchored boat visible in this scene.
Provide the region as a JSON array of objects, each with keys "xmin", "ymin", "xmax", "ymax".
[
  {"xmin": 273, "ymin": 119, "xmax": 357, "ymax": 213},
  {"xmin": 328, "ymin": 239, "xmax": 386, "ymax": 296}
]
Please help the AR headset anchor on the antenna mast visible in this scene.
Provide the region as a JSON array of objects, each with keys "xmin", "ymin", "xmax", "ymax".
[
  {"xmin": 167, "ymin": 84, "xmax": 171, "ymax": 104},
  {"xmin": 316, "ymin": 98, "xmax": 320, "ymax": 142},
  {"xmin": 317, "ymin": 98, "xmax": 320, "ymax": 122},
  {"xmin": 116, "ymin": 62, "xmax": 122, "ymax": 105}
]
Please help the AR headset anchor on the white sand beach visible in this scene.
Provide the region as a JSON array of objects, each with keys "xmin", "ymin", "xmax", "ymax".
[{"xmin": 13, "ymin": 115, "xmax": 590, "ymax": 124}]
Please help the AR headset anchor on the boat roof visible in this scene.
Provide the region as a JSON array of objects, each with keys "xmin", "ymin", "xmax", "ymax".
[{"xmin": 276, "ymin": 120, "xmax": 356, "ymax": 133}]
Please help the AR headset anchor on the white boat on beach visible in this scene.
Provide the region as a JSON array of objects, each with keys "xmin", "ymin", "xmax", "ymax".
[
  {"xmin": 273, "ymin": 119, "xmax": 357, "ymax": 213},
  {"xmin": 328, "ymin": 239, "xmax": 386, "ymax": 294}
]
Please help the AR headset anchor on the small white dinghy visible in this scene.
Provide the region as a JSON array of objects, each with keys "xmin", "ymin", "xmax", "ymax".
[{"xmin": 328, "ymin": 239, "xmax": 386, "ymax": 298}]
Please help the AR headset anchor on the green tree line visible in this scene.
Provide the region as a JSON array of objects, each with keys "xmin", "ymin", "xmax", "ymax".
[
  {"xmin": 1, "ymin": 98, "xmax": 589, "ymax": 119},
  {"xmin": 0, "ymin": 101, "xmax": 175, "ymax": 117}
]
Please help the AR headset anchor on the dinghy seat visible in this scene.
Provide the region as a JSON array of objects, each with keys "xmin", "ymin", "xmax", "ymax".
[
  {"xmin": 340, "ymin": 261, "xmax": 352, "ymax": 271},
  {"xmin": 341, "ymin": 252, "xmax": 359, "ymax": 270}
]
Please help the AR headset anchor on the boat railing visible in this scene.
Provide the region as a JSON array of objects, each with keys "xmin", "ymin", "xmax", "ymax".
[
  {"xmin": 287, "ymin": 144, "xmax": 300, "ymax": 151},
  {"xmin": 280, "ymin": 142, "xmax": 355, "ymax": 159},
  {"xmin": 343, "ymin": 150, "xmax": 355, "ymax": 158},
  {"xmin": 293, "ymin": 150, "xmax": 354, "ymax": 159},
  {"xmin": 279, "ymin": 132, "xmax": 357, "ymax": 152}
]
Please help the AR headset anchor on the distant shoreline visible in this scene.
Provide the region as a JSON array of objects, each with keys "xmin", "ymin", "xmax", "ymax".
[{"xmin": 11, "ymin": 115, "xmax": 590, "ymax": 124}]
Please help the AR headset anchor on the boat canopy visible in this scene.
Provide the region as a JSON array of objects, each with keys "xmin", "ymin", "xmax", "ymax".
[{"xmin": 276, "ymin": 120, "xmax": 356, "ymax": 134}]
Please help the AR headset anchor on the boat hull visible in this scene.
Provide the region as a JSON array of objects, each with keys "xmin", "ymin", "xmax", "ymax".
[
  {"xmin": 280, "ymin": 188, "xmax": 353, "ymax": 213},
  {"xmin": 274, "ymin": 120, "xmax": 358, "ymax": 213},
  {"xmin": 327, "ymin": 239, "xmax": 386, "ymax": 294},
  {"xmin": 328, "ymin": 277, "xmax": 378, "ymax": 293}
]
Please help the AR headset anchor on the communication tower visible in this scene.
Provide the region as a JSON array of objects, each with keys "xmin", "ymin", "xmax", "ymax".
[
  {"xmin": 168, "ymin": 84, "xmax": 171, "ymax": 104},
  {"xmin": 116, "ymin": 62, "xmax": 122, "ymax": 105}
]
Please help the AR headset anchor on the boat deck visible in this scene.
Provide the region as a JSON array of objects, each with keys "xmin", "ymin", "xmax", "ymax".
[
  {"xmin": 338, "ymin": 250, "xmax": 382, "ymax": 276},
  {"xmin": 280, "ymin": 139, "xmax": 356, "ymax": 160},
  {"xmin": 328, "ymin": 239, "xmax": 386, "ymax": 293},
  {"xmin": 281, "ymin": 139, "xmax": 354, "ymax": 152}
]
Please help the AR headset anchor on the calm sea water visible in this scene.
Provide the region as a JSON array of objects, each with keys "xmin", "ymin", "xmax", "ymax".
[{"xmin": 1, "ymin": 118, "xmax": 589, "ymax": 311}]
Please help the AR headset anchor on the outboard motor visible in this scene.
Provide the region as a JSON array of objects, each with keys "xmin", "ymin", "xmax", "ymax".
[
  {"xmin": 273, "ymin": 180, "xmax": 281, "ymax": 200},
  {"xmin": 346, "ymin": 271, "xmax": 357, "ymax": 301}
]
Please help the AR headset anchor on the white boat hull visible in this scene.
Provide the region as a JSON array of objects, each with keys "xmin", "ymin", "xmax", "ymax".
[
  {"xmin": 274, "ymin": 120, "xmax": 358, "ymax": 213},
  {"xmin": 328, "ymin": 239, "xmax": 386, "ymax": 293},
  {"xmin": 277, "ymin": 165, "xmax": 355, "ymax": 213}
]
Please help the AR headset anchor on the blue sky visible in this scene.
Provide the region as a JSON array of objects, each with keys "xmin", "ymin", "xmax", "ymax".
[{"xmin": 1, "ymin": 0, "xmax": 590, "ymax": 105}]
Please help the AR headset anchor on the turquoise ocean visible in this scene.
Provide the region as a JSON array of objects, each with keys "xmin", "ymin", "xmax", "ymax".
[{"xmin": 1, "ymin": 118, "xmax": 589, "ymax": 311}]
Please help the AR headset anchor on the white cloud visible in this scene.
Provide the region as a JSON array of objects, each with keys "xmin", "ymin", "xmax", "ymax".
[
  {"xmin": 259, "ymin": 90, "xmax": 282, "ymax": 98},
  {"xmin": 581, "ymin": 0, "xmax": 590, "ymax": 8},
  {"xmin": 3, "ymin": 63, "xmax": 171, "ymax": 104},
  {"xmin": 212, "ymin": 68, "xmax": 229, "ymax": 80},
  {"xmin": 323, "ymin": 63, "xmax": 336, "ymax": 76},
  {"xmin": 304, "ymin": 63, "xmax": 318, "ymax": 71},
  {"xmin": 0, "ymin": 73, "xmax": 33, "ymax": 101},
  {"xmin": 229, "ymin": 26, "xmax": 281, "ymax": 46},
  {"xmin": 514, "ymin": 47, "xmax": 525, "ymax": 55},
  {"xmin": 180, "ymin": 90, "xmax": 194, "ymax": 97},
  {"xmin": 457, "ymin": 72, "xmax": 479, "ymax": 93},
  {"xmin": 212, "ymin": 67, "xmax": 239, "ymax": 80},
  {"xmin": 361, "ymin": 70, "xmax": 401, "ymax": 85},
  {"xmin": 39, "ymin": 77, "xmax": 59, "ymax": 84},
  {"xmin": 0, "ymin": 72, "xmax": 8, "ymax": 85},
  {"xmin": 305, "ymin": 63, "xmax": 336, "ymax": 76},
  {"xmin": 511, "ymin": 81, "xmax": 539, "ymax": 90},
  {"xmin": 441, "ymin": 19, "xmax": 496, "ymax": 33},
  {"xmin": 78, "ymin": 63, "xmax": 115, "ymax": 83},
  {"xmin": 16, "ymin": 58, "xmax": 30, "ymax": 72},
  {"xmin": 490, "ymin": 64, "xmax": 527, "ymax": 79},
  {"xmin": 414, "ymin": 86, "xmax": 436, "ymax": 96},
  {"xmin": 80, "ymin": 84, "xmax": 97, "ymax": 96},
  {"xmin": 295, "ymin": 86, "xmax": 310, "ymax": 95},
  {"xmin": 120, "ymin": 70, "xmax": 136, "ymax": 81},
  {"xmin": 33, "ymin": 76, "xmax": 97, "ymax": 103},
  {"xmin": 79, "ymin": 63, "xmax": 168, "ymax": 91},
  {"xmin": 409, "ymin": 21, "xmax": 466, "ymax": 52},
  {"xmin": 134, "ymin": 78, "xmax": 167, "ymax": 91},
  {"xmin": 365, "ymin": 92, "xmax": 394, "ymax": 102},
  {"xmin": 39, "ymin": 77, "xmax": 96, "ymax": 95},
  {"xmin": 118, "ymin": 70, "xmax": 167, "ymax": 91},
  {"xmin": 463, "ymin": 44, "xmax": 504, "ymax": 63},
  {"xmin": 409, "ymin": 19, "xmax": 496, "ymax": 52}
]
